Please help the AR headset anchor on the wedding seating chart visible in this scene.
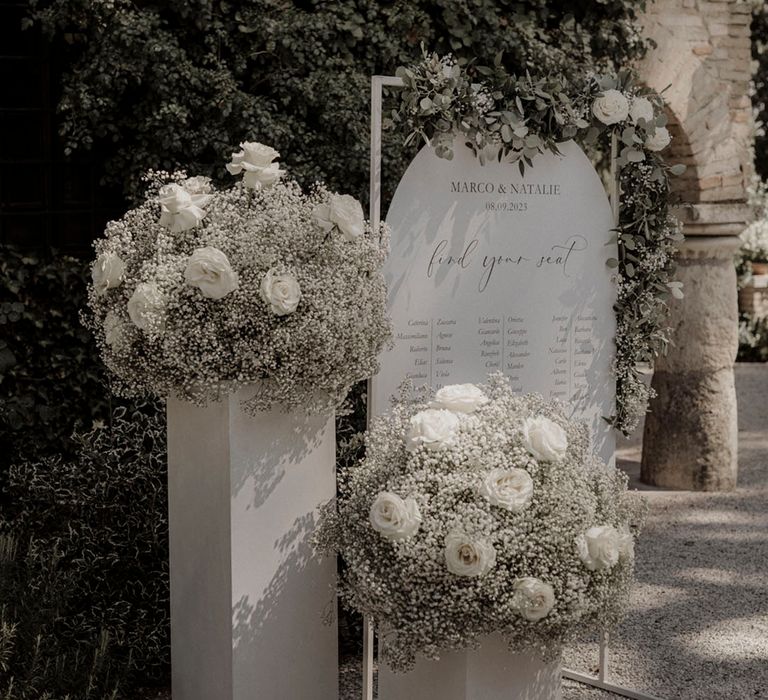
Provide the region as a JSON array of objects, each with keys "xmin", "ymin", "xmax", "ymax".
[{"xmin": 372, "ymin": 140, "xmax": 616, "ymax": 461}]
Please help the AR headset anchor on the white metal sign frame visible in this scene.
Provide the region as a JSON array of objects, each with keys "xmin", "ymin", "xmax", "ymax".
[{"xmin": 364, "ymin": 74, "xmax": 663, "ymax": 700}]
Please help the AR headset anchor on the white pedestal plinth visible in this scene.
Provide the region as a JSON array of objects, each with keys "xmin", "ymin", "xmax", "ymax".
[
  {"xmin": 167, "ymin": 388, "xmax": 338, "ymax": 700},
  {"xmin": 378, "ymin": 635, "xmax": 562, "ymax": 700}
]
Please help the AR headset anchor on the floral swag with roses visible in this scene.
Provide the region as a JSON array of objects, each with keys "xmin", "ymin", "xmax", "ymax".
[
  {"xmin": 86, "ymin": 143, "xmax": 391, "ymax": 413},
  {"xmin": 315, "ymin": 374, "xmax": 644, "ymax": 671},
  {"xmin": 389, "ymin": 51, "xmax": 685, "ymax": 435}
]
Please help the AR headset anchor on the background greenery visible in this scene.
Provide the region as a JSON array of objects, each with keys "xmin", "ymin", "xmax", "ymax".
[
  {"xmin": 6, "ymin": 1, "xmax": 655, "ymax": 697},
  {"xmin": 28, "ymin": 0, "xmax": 649, "ymax": 203}
]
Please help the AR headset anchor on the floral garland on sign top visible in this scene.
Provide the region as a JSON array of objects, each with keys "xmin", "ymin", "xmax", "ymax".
[
  {"xmin": 85, "ymin": 142, "xmax": 392, "ymax": 414},
  {"xmin": 389, "ymin": 50, "xmax": 686, "ymax": 434}
]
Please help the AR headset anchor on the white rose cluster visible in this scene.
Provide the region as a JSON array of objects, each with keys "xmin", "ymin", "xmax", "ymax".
[
  {"xmin": 317, "ymin": 374, "xmax": 644, "ymax": 672},
  {"xmin": 591, "ymin": 88, "xmax": 672, "ymax": 154},
  {"xmin": 85, "ymin": 143, "xmax": 391, "ymax": 414}
]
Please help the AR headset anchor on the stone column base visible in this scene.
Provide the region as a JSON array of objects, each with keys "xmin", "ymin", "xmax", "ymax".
[{"xmin": 641, "ymin": 235, "xmax": 740, "ymax": 491}]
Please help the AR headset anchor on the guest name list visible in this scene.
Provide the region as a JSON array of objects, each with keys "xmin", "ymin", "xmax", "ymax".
[{"xmin": 373, "ymin": 140, "xmax": 617, "ymax": 461}]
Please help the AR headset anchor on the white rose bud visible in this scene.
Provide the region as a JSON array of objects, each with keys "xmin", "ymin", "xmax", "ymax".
[
  {"xmin": 184, "ymin": 247, "xmax": 239, "ymax": 300},
  {"xmin": 91, "ymin": 252, "xmax": 125, "ymax": 295},
  {"xmin": 522, "ymin": 416, "xmax": 568, "ymax": 462},
  {"xmin": 577, "ymin": 525, "xmax": 622, "ymax": 571},
  {"xmin": 645, "ymin": 126, "xmax": 671, "ymax": 152},
  {"xmin": 628, "ymin": 96, "xmax": 655, "ymax": 125},
  {"xmin": 183, "ymin": 175, "xmax": 213, "ymax": 195},
  {"xmin": 311, "ymin": 203, "xmax": 334, "ymax": 232},
  {"xmin": 512, "ymin": 577, "xmax": 555, "ymax": 621},
  {"xmin": 478, "ymin": 467, "xmax": 534, "ymax": 513},
  {"xmin": 444, "ymin": 532, "xmax": 496, "ymax": 577},
  {"xmin": 226, "ymin": 141, "xmax": 285, "ymax": 190},
  {"xmin": 369, "ymin": 492, "xmax": 421, "ymax": 541},
  {"xmin": 328, "ymin": 194, "xmax": 365, "ymax": 241},
  {"xmin": 158, "ymin": 183, "xmax": 212, "ymax": 233},
  {"xmin": 430, "ymin": 383, "xmax": 488, "ymax": 414},
  {"xmin": 260, "ymin": 268, "xmax": 301, "ymax": 316},
  {"xmin": 127, "ymin": 281, "xmax": 166, "ymax": 333},
  {"xmin": 591, "ymin": 89, "xmax": 630, "ymax": 125},
  {"xmin": 406, "ymin": 408, "xmax": 460, "ymax": 452}
]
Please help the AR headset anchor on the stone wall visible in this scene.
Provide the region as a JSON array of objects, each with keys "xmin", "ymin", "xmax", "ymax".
[{"xmin": 638, "ymin": 0, "xmax": 753, "ymax": 490}]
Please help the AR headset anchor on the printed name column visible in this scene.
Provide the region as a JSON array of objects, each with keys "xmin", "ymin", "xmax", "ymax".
[
  {"xmin": 399, "ymin": 319, "xmax": 431, "ymax": 384},
  {"xmin": 434, "ymin": 317, "xmax": 457, "ymax": 388}
]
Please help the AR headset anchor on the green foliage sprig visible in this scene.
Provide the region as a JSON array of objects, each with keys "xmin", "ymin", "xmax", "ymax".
[{"xmin": 390, "ymin": 52, "xmax": 685, "ymax": 434}]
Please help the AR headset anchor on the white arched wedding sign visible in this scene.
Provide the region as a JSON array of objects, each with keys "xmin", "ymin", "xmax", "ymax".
[{"xmin": 366, "ymin": 74, "xmax": 663, "ymax": 700}]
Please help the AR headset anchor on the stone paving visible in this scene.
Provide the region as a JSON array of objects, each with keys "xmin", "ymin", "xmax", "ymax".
[{"xmin": 562, "ymin": 363, "xmax": 768, "ymax": 699}]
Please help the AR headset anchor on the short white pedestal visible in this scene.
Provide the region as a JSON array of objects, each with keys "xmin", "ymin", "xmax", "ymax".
[
  {"xmin": 378, "ymin": 635, "xmax": 562, "ymax": 700},
  {"xmin": 167, "ymin": 388, "xmax": 338, "ymax": 700}
]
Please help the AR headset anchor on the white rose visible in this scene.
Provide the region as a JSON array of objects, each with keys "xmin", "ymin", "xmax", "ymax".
[
  {"xmin": 183, "ymin": 175, "xmax": 213, "ymax": 195},
  {"xmin": 369, "ymin": 492, "xmax": 421, "ymax": 541},
  {"xmin": 618, "ymin": 525, "xmax": 635, "ymax": 561},
  {"xmin": 91, "ymin": 253, "xmax": 125, "ymax": 294},
  {"xmin": 645, "ymin": 126, "xmax": 671, "ymax": 152},
  {"xmin": 430, "ymin": 383, "xmax": 488, "ymax": 413},
  {"xmin": 226, "ymin": 141, "xmax": 285, "ymax": 190},
  {"xmin": 512, "ymin": 577, "xmax": 555, "ymax": 621},
  {"xmin": 444, "ymin": 532, "xmax": 496, "ymax": 577},
  {"xmin": 103, "ymin": 311, "xmax": 127, "ymax": 348},
  {"xmin": 158, "ymin": 183, "xmax": 212, "ymax": 232},
  {"xmin": 577, "ymin": 525, "xmax": 622, "ymax": 571},
  {"xmin": 629, "ymin": 96, "xmax": 655, "ymax": 125},
  {"xmin": 311, "ymin": 203, "xmax": 334, "ymax": 232},
  {"xmin": 184, "ymin": 247, "xmax": 239, "ymax": 300},
  {"xmin": 328, "ymin": 194, "xmax": 365, "ymax": 241},
  {"xmin": 127, "ymin": 281, "xmax": 166, "ymax": 333},
  {"xmin": 592, "ymin": 89, "xmax": 630, "ymax": 125},
  {"xmin": 478, "ymin": 468, "xmax": 534, "ymax": 513},
  {"xmin": 522, "ymin": 416, "xmax": 568, "ymax": 462},
  {"xmin": 260, "ymin": 268, "xmax": 301, "ymax": 316},
  {"xmin": 406, "ymin": 409, "xmax": 460, "ymax": 452}
]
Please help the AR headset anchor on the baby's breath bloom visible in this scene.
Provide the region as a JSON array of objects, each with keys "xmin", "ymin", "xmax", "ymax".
[
  {"xmin": 85, "ymin": 156, "xmax": 390, "ymax": 414},
  {"xmin": 315, "ymin": 375, "xmax": 644, "ymax": 672}
]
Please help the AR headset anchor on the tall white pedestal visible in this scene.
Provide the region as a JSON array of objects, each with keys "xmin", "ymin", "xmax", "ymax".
[
  {"xmin": 167, "ymin": 388, "xmax": 338, "ymax": 700},
  {"xmin": 378, "ymin": 635, "xmax": 562, "ymax": 700}
]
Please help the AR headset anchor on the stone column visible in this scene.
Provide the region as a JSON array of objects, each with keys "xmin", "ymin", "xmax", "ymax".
[{"xmin": 641, "ymin": 205, "xmax": 748, "ymax": 490}]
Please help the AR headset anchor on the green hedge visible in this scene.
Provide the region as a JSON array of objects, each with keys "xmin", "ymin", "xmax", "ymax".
[
  {"xmin": 0, "ymin": 246, "xmax": 110, "ymax": 468},
  {"xmin": 29, "ymin": 0, "xmax": 649, "ymax": 202}
]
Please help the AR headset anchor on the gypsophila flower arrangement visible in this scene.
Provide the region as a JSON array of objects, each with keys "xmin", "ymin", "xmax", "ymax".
[
  {"xmin": 391, "ymin": 49, "xmax": 686, "ymax": 434},
  {"xmin": 315, "ymin": 375, "xmax": 644, "ymax": 671},
  {"xmin": 85, "ymin": 143, "xmax": 391, "ymax": 413}
]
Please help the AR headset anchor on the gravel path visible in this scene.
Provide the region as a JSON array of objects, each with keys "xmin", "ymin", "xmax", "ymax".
[{"xmin": 341, "ymin": 364, "xmax": 768, "ymax": 699}]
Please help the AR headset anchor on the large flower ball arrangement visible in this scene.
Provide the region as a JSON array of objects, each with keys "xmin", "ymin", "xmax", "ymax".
[
  {"xmin": 389, "ymin": 51, "xmax": 686, "ymax": 434},
  {"xmin": 85, "ymin": 142, "xmax": 391, "ymax": 413},
  {"xmin": 316, "ymin": 375, "xmax": 644, "ymax": 671}
]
